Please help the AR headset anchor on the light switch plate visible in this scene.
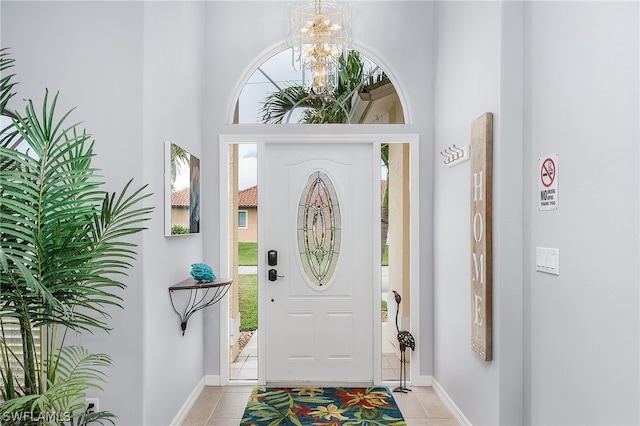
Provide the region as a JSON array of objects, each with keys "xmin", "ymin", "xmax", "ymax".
[{"xmin": 536, "ymin": 247, "xmax": 559, "ymax": 275}]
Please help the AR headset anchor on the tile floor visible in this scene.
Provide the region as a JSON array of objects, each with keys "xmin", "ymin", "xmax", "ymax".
[{"xmin": 181, "ymin": 385, "xmax": 459, "ymax": 425}]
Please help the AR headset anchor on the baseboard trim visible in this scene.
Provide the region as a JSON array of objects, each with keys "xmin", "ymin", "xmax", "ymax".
[
  {"xmin": 432, "ymin": 378, "xmax": 471, "ymax": 426},
  {"xmin": 413, "ymin": 374, "xmax": 433, "ymax": 387},
  {"xmin": 170, "ymin": 377, "xmax": 205, "ymax": 426},
  {"xmin": 205, "ymin": 374, "xmax": 221, "ymax": 386}
]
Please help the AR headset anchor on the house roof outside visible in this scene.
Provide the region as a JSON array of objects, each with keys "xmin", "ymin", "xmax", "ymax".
[
  {"xmin": 171, "ymin": 187, "xmax": 190, "ymax": 207},
  {"xmin": 238, "ymin": 185, "xmax": 258, "ymax": 208}
]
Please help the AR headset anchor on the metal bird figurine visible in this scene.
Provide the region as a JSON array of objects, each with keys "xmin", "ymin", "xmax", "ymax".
[{"xmin": 392, "ymin": 290, "xmax": 415, "ymax": 393}]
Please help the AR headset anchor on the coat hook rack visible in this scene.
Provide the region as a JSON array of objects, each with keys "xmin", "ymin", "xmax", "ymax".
[{"xmin": 440, "ymin": 144, "xmax": 469, "ymax": 168}]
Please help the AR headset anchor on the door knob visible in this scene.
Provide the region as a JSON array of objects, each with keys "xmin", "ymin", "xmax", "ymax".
[{"xmin": 268, "ymin": 269, "xmax": 284, "ymax": 281}]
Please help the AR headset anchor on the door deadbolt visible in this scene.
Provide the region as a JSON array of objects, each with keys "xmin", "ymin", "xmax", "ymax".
[{"xmin": 267, "ymin": 250, "xmax": 278, "ymax": 266}]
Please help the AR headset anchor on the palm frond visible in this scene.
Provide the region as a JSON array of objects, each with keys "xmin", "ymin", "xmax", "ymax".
[
  {"xmin": 1, "ymin": 253, "xmax": 60, "ymax": 311},
  {"xmin": 0, "ymin": 346, "xmax": 115, "ymax": 425},
  {"xmin": 0, "ymin": 49, "xmax": 150, "ymax": 423},
  {"xmin": 260, "ymin": 85, "xmax": 310, "ymax": 123},
  {"xmin": 0, "ymin": 90, "xmax": 152, "ymax": 333},
  {"xmin": 170, "ymin": 143, "xmax": 189, "ymax": 182},
  {"xmin": 0, "ymin": 48, "xmax": 17, "ymax": 115},
  {"xmin": 260, "ymin": 50, "xmax": 367, "ymax": 124}
]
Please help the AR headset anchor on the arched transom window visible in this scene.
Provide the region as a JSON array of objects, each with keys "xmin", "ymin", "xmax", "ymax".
[{"xmin": 236, "ymin": 48, "xmax": 404, "ymax": 124}]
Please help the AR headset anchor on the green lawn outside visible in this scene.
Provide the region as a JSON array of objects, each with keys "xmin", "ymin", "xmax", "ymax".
[
  {"xmin": 238, "ymin": 274, "xmax": 258, "ymax": 331},
  {"xmin": 238, "ymin": 242, "xmax": 258, "ymax": 266}
]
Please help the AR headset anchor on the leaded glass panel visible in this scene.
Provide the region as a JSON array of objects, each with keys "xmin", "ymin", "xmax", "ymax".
[{"xmin": 297, "ymin": 170, "xmax": 341, "ymax": 287}]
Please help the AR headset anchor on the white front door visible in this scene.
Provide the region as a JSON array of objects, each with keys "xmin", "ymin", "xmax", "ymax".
[{"xmin": 260, "ymin": 142, "xmax": 376, "ymax": 383}]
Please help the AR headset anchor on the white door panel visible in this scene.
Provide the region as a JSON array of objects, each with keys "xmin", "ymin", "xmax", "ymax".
[{"xmin": 261, "ymin": 143, "xmax": 374, "ymax": 383}]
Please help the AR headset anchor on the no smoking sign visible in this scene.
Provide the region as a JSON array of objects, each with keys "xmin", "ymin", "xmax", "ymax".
[{"xmin": 539, "ymin": 154, "xmax": 558, "ymax": 211}]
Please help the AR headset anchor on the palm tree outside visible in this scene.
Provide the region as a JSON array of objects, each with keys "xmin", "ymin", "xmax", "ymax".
[{"xmin": 260, "ymin": 50, "xmax": 387, "ymax": 125}]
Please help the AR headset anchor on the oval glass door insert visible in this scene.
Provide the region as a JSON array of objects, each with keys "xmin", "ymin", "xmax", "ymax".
[{"xmin": 297, "ymin": 170, "xmax": 341, "ymax": 287}]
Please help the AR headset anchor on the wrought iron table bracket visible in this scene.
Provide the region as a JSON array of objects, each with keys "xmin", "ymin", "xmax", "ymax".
[{"xmin": 168, "ymin": 277, "xmax": 232, "ymax": 335}]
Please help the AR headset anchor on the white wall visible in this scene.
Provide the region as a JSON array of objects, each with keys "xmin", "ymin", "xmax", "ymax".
[
  {"xmin": 433, "ymin": 2, "xmax": 504, "ymax": 424},
  {"xmin": 1, "ymin": 2, "xmax": 206, "ymax": 425},
  {"xmin": 523, "ymin": 2, "xmax": 639, "ymax": 424},
  {"xmin": 141, "ymin": 2, "xmax": 206, "ymax": 425}
]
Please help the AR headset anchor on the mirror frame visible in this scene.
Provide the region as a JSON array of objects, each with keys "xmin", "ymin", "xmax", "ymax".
[{"xmin": 164, "ymin": 141, "xmax": 201, "ymax": 236}]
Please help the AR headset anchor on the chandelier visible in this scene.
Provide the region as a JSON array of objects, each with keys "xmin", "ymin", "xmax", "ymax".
[{"xmin": 287, "ymin": 0, "xmax": 353, "ymax": 95}]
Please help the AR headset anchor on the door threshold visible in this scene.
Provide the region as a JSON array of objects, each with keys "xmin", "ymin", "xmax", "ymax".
[
  {"xmin": 229, "ymin": 379, "xmax": 259, "ymax": 386},
  {"xmin": 266, "ymin": 381, "xmax": 375, "ymax": 388}
]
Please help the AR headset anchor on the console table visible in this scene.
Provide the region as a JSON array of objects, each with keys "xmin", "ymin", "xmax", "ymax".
[{"xmin": 168, "ymin": 277, "xmax": 232, "ymax": 335}]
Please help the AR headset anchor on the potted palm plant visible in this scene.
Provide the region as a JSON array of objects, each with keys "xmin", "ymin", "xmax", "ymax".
[{"xmin": 0, "ymin": 49, "xmax": 153, "ymax": 425}]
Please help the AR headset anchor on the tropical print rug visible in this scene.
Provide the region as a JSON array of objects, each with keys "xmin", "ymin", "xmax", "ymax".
[{"xmin": 240, "ymin": 386, "xmax": 406, "ymax": 425}]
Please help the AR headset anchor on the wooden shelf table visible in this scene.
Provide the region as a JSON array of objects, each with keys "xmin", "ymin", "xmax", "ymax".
[{"xmin": 168, "ymin": 277, "xmax": 232, "ymax": 335}]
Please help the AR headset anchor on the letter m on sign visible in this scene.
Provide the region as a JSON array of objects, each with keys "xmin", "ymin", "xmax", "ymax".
[{"xmin": 470, "ymin": 112, "xmax": 493, "ymax": 362}]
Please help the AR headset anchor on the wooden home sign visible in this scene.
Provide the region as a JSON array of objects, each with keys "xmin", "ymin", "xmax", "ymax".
[{"xmin": 470, "ymin": 112, "xmax": 493, "ymax": 361}]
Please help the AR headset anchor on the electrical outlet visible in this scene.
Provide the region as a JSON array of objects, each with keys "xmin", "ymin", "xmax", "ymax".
[{"xmin": 85, "ymin": 398, "xmax": 99, "ymax": 414}]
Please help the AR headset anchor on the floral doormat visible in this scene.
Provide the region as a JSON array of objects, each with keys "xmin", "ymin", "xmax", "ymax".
[{"xmin": 240, "ymin": 386, "xmax": 407, "ymax": 425}]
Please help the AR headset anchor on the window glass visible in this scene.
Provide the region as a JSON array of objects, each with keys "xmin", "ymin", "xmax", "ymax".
[
  {"xmin": 237, "ymin": 48, "xmax": 403, "ymax": 124},
  {"xmin": 297, "ymin": 170, "xmax": 341, "ymax": 287},
  {"xmin": 238, "ymin": 210, "xmax": 248, "ymax": 229}
]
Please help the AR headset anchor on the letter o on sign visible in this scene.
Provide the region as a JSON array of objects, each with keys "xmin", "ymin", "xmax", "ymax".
[{"xmin": 473, "ymin": 212, "xmax": 483, "ymax": 243}]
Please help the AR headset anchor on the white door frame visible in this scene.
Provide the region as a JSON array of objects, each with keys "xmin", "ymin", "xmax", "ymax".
[{"xmin": 218, "ymin": 132, "xmax": 420, "ymax": 386}]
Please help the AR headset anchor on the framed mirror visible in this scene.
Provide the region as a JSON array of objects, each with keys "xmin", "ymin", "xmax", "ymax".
[{"xmin": 165, "ymin": 141, "xmax": 200, "ymax": 236}]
